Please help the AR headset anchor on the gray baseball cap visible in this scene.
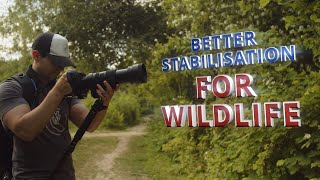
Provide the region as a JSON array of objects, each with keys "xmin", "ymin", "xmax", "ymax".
[{"xmin": 32, "ymin": 32, "xmax": 76, "ymax": 68}]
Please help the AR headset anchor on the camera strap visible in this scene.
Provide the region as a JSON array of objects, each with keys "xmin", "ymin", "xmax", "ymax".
[{"xmin": 51, "ymin": 99, "xmax": 105, "ymax": 178}]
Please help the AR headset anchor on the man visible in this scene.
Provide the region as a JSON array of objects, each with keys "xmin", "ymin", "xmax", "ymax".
[{"xmin": 0, "ymin": 32, "xmax": 118, "ymax": 179}]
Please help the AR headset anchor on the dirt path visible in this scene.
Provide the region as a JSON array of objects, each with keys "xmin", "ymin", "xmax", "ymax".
[{"xmin": 87, "ymin": 124, "xmax": 147, "ymax": 180}]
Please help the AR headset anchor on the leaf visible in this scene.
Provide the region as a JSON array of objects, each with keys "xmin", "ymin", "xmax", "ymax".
[
  {"xmin": 276, "ymin": 159, "xmax": 285, "ymax": 166},
  {"xmin": 284, "ymin": 15, "xmax": 295, "ymax": 30},
  {"xmin": 260, "ymin": 0, "xmax": 271, "ymax": 8},
  {"xmin": 301, "ymin": 141, "xmax": 311, "ymax": 149},
  {"xmin": 311, "ymin": 162, "xmax": 320, "ymax": 168},
  {"xmin": 310, "ymin": 14, "xmax": 320, "ymax": 23}
]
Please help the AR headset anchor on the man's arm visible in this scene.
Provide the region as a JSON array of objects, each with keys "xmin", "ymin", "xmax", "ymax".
[
  {"xmin": 2, "ymin": 74, "xmax": 72, "ymax": 141},
  {"xmin": 70, "ymin": 81, "xmax": 118, "ymax": 132}
]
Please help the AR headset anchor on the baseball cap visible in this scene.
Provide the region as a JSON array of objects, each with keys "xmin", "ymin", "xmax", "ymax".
[{"xmin": 32, "ymin": 32, "xmax": 76, "ymax": 68}]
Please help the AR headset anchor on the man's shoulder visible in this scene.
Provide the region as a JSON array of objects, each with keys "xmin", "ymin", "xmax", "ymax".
[
  {"xmin": 0, "ymin": 76, "xmax": 23, "ymax": 98},
  {"xmin": 0, "ymin": 76, "xmax": 22, "ymax": 88},
  {"xmin": 0, "ymin": 76, "xmax": 28, "ymax": 120}
]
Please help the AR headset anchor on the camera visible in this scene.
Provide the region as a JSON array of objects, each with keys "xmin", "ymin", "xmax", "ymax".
[{"xmin": 66, "ymin": 63, "xmax": 147, "ymax": 98}]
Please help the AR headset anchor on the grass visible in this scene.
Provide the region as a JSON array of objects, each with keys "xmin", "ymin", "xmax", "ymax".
[
  {"xmin": 114, "ymin": 135, "xmax": 186, "ymax": 180},
  {"xmin": 70, "ymin": 115, "xmax": 183, "ymax": 179},
  {"xmin": 113, "ymin": 136, "xmax": 150, "ymax": 179},
  {"xmin": 72, "ymin": 136, "xmax": 118, "ymax": 180}
]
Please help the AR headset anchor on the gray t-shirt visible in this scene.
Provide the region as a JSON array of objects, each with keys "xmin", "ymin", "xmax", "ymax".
[{"xmin": 0, "ymin": 78, "xmax": 81, "ymax": 180}]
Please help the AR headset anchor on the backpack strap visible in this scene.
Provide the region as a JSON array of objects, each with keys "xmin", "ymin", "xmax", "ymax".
[
  {"xmin": 0, "ymin": 72, "xmax": 37, "ymax": 134},
  {"xmin": 0, "ymin": 71, "xmax": 38, "ymax": 180},
  {"xmin": 11, "ymin": 73, "xmax": 38, "ymax": 108}
]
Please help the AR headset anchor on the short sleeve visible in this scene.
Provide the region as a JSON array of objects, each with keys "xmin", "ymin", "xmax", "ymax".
[{"xmin": 0, "ymin": 79, "xmax": 29, "ymax": 120}]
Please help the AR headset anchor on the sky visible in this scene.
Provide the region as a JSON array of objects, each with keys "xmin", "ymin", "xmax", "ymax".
[
  {"xmin": 0, "ymin": 0, "xmax": 20, "ymax": 61},
  {"xmin": 0, "ymin": 0, "xmax": 12, "ymax": 16}
]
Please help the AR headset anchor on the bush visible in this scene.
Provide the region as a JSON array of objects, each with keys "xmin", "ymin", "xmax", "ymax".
[
  {"xmin": 77, "ymin": 87, "xmax": 142, "ymax": 130},
  {"xmin": 99, "ymin": 91, "xmax": 141, "ymax": 129}
]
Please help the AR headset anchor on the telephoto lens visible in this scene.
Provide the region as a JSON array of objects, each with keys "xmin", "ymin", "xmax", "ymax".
[{"xmin": 67, "ymin": 64, "xmax": 147, "ymax": 98}]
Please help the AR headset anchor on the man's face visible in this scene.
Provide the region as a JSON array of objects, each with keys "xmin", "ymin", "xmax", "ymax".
[{"xmin": 39, "ymin": 56, "xmax": 64, "ymax": 81}]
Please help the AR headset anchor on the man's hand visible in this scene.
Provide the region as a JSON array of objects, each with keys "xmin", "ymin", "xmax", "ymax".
[
  {"xmin": 69, "ymin": 81, "xmax": 119, "ymax": 132},
  {"xmin": 52, "ymin": 72, "xmax": 73, "ymax": 97},
  {"xmin": 96, "ymin": 81, "xmax": 119, "ymax": 107}
]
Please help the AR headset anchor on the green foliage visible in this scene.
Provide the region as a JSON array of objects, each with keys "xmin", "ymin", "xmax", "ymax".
[
  {"xmin": 78, "ymin": 88, "xmax": 142, "ymax": 130},
  {"xmin": 99, "ymin": 90, "xmax": 141, "ymax": 129},
  {"xmin": 0, "ymin": 0, "xmax": 167, "ymax": 72},
  {"xmin": 143, "ymin": 0, "xmax": 320, "ymax": 179},
  {"xmin": 0, "ymin": 60, "xmax": 27, "ymax": 81}
]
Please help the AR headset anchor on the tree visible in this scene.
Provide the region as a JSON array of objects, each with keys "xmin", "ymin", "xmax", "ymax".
[
  {"xmin": 145, "ymin": 0, "xmax": 320, "ymax": 179},
  {"xmin": 0, "ymin": 0, "xmax": 168, "ymax": 72}
]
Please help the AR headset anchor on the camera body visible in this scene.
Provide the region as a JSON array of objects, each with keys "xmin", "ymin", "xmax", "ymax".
[{"xmin": 66, "ymin": 64, "xmax": 147, "ymax": 99}]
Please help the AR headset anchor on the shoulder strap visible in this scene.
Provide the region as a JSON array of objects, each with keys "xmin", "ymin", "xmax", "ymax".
[
  {"xmin": 11, "ymin": 73, "xmax": 37, "ymax": 108},
  {"xmin": 0, "ymin": 72, "xmax": 37, "ymax": 179},
  {"xmin": 0, "ymin": 73, "xmax": 37, "ymax": 134}
]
